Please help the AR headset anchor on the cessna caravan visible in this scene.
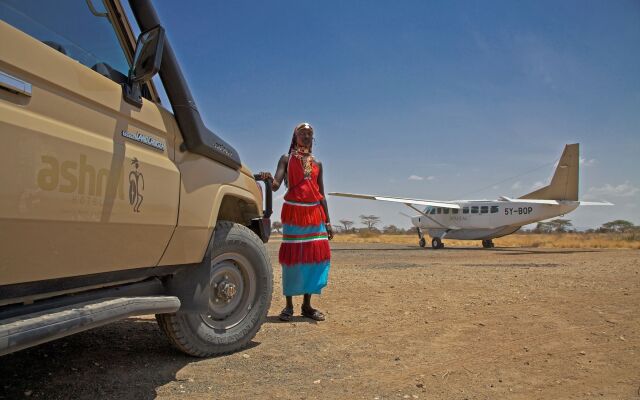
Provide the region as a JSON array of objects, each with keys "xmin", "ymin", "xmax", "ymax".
[{"xmin": 330, "ymin": 144, "xmax": 611, "ymax": 249}]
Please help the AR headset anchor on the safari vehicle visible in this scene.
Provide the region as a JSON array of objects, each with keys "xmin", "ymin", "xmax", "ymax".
[{"xmin": 0, "ymin": 0, "xmax": 273, "ymax": 357}]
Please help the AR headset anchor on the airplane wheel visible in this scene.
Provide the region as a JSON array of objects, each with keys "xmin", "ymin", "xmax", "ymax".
[
  {"xmin": 482, "ymin": 240, "xmax": 495, "ymax": 248},
  {"xmin": 419, "ymin": 238, "xmax": 426, "ymax": 248},
  {"xmin": 432, "ymin": 238, "xmax": 442, "ymax": 249}
]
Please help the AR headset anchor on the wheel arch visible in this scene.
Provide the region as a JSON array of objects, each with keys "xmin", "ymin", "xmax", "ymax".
[{"xmin": 209, "ymin": 185, "xmax": 262, "ymax": 228}]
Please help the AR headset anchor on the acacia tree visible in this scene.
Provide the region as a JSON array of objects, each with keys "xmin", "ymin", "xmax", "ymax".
[
  {"xmin": 383, "ymin": 224, "xmax": 399, "ymax": 234},
  {"xmin": 601, "ymin": 220, "xmax": 634, "ymax": 232},
  {"xmin": 360, "ymin": 214, "xmax": 381, "ymax": 230},
  {"xmin": 536, "ymin": 219, "xmax": 572, "ymax": 233},
  {"xmin": 339, "ymin": 219, "xmax": 354, "ymax": 233},
  {"xmin": 271, "ymin": 221, "xmax": 283, "ymax": 234},
  {"xmin": 548, "ymin": 219, "xmax": 573, "ymax": 232},
  {"xmin": 535, "ymin": 221, "xmax": 553, "ymax": 233}
]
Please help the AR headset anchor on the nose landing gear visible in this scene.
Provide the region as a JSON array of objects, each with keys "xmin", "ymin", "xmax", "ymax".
[{"xmin": 417, "ymin": 228, "xmax": 426, "ymax": 248}]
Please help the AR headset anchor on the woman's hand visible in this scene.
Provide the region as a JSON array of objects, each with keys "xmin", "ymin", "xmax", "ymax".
[
  {"xmin": 326, "ymin": 223, "xmax": 334, "ymax": 240},
  {"xmin": 257, "ymin": 172, "xmax": 273, "ymax": 181}
]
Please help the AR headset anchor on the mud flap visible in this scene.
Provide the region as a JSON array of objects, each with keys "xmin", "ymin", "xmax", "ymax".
[{"xmin": 164, "ymin": 260, "xmax": 212, "ymax": 313}]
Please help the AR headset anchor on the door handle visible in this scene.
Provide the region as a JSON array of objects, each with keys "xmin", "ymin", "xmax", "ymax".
[{"xmin": 0, "ymin": 71, "xmax": 32, "ymax": 97}]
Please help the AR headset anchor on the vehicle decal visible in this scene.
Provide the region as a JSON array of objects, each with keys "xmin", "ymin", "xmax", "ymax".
[
  {"xmin": 37, "ymin": 155, "xmax": 125, "ymax": 200},
  {"xmin": 121, "ymin": 130, "xmax": 165, "ymax": 151},
  {"xmin": 128, "ymin": 158, "xmax": 144, "ymax": 212}
]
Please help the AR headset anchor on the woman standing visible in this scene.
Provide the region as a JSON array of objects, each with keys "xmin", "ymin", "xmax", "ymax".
[{"xmin": 260, "ymin": 122, "xmax": 333, "ymax": 321}]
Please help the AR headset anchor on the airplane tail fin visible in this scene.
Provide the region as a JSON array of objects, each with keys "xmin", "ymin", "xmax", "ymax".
[{"xmin": 519, "ymin": 143, "xmax": 579, "ymax": 201}]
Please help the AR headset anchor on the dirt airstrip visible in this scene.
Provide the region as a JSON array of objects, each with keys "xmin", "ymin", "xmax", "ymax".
[{"xmin": 1, "ymin": 242, "xmax": 639, "ymax": 399}]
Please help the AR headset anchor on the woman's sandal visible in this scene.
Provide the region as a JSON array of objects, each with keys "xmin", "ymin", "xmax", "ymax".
[
  {"xmin": 301, "ymin": 306, "xmax": 325, "ymax": 321},
  {"xmin": 279, "ymin": 307, "xmax": 294, "ymax": 321}
]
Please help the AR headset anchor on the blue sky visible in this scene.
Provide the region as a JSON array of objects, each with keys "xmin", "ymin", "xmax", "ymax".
[{"xmin": 152, "ymin": 0, "xmax": 639, "ymax": 230}]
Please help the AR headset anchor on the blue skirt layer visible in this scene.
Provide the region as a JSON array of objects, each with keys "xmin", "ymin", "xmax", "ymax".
[{"xmin": 282, "ymin": 261, "xmax": 330, "ymax": 296}]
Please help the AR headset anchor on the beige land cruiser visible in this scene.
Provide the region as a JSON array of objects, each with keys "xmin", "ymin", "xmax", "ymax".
[{"xmin": 0, "ymin": 0, "xmax": 273, "ymax": 357}]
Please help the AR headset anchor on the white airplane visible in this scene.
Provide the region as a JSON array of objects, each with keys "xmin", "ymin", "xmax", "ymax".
[{"xmin": 330, "ymin": 144, "xmax": 612, "ymax": 249}]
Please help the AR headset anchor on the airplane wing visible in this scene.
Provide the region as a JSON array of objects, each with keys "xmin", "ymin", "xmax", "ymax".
[
  {"xmin": 499, "ymin": 197, "xmax": 613, "ymax": 206},
  {"xmin": 329, "ymin": 192, "xmax": 460, "ymax": 209}
]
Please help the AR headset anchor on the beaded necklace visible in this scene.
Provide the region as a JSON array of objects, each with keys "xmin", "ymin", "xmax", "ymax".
[{"xmin": 291, "ymin": 146, "xmax": 314, "ymax": 179}]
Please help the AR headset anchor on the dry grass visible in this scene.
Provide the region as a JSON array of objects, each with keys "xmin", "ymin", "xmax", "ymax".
[{"xmin": 326, "ymin": 232, "xmax": 640, "ymax": 249}]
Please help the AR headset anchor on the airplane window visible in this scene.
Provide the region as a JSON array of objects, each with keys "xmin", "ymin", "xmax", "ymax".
[
  {"xmin": 491, "ymin": 206, "xmax": 499, "ymax": 214},
  {"xmin": 481, "ymin": 206, "xmax": 488, "ymax": 214},
  {"xmin": 471, "ymin": 206, "xmax": 479, "ymax": 214},
  {"xmin": 429, "ymin": 208, "xmax": 436, "ymax": 215},
  {"xmin": 443, "ymin": 208, "xmax": 450, "ymax": 214},
  {"xmin": 437, "ymin": 208, "xmax": 442, "ymax": 214},
  {"xmin": 452, "ymin": 209, "xmax": 459, "ymax": 214},
  {"xmin": 462, "ymin": 207, "xmax": 469, "ymax": 214}
]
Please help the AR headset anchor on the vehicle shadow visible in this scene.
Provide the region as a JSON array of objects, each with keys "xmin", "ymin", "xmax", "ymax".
[{"xmin": 0, "ymin": 317, "xmax": 257, "ymax": 400}]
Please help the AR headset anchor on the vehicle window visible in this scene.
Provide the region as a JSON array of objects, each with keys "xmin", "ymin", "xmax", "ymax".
[
  {"xmin": 462, "ymin": 207, "xmax": 469, "ymax": 214},
  {"xmin": 452, "ymin": 209, "xmax": 459, "ymax": 214},
  {"xmin": 436, "ymin": 208, "xmax": 442, "ymax": 214},
  {"xmin": 491, "ymin": 206, "xmax": 499, "ymax": 214},
  {"xmin": 0, "ymin": 0, "xmax": 130, "ymax": 82},
  {"xmin": 471, "ymin": 206, "xmax": 479, "ymax": 214},
  {"xmin": 429, "ymin": 208, "xmax": 436, "ymax": 215},
  {"xmin": 120, "ymin": 1, "xmax": 173, "ymax": 110},
  {"xmin": 443, "ymin": 208, "xmax": 449, "ymax": 214},
  {"xmin": 481, "ymin": 206, "xmax": 488, "ymax": 214}
]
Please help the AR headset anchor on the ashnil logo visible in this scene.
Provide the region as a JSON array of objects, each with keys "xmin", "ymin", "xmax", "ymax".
[
  {"xmin": 128, "ymin": 158, "xmax": 144, "ymax": 212},
  {"xmin": 37, "ymin": 154, "xmax": 125, "ymax": 200},
  {"xmin": 121, "ymin": 130, "xmax": 165, "ymax": 151}
]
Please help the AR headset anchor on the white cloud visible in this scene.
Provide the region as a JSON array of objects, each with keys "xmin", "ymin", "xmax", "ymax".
[
  {"xmin": 589, "ymin": 181, "xmax": 639, "ymax": 197},
  {"xmin": 408, "ymin": 175, "xmax": 423, "ymax": 181},
  {"xmin": 580, "ymin": 157, "xmax": 596, "ymax": 167},
  {"xmin": 511, "ymin": 181, "xmax": 522, "ymax": 190},
  {"xmin": 426, "ymin": 176, "xmax": 435, "ymax": 181}
]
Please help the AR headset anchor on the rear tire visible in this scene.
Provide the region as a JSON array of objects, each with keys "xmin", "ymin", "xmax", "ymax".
[
  {"xmin": 432, "ymin": 237, "xmax": 443, "ymax": 249},
  {"xmin": 156, "ymin": 221, "xmax": 273, "ymax": 357}
]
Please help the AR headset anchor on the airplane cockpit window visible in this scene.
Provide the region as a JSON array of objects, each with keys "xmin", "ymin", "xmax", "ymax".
[
  {"xmin": 429, "ymin": 208, "xmax": 436, "ymax": 215},
  {"xmin": 462, "ymin": 207, "xmax": 469, "ymax": 214},
  {"xmin": 481, "ymin": 206, "xmax": 488, "ymax": 214},
  {"xmin": 491, "ymin": 206, "xmax": 499, "ymax": 213},
  {"xmin": 436, "ymin": 208, "xmax": 442, "ymax": 214},
  {"xmin": 471, "ymin": 206, "xmax": 479, "ymax": 214},
  {"xmin": 452, "ymin": 209, "xmax": 459, "ymax": 214},
  {"xmin": 443, "ymin": 208, "xmax": 450, "ymax": 214}
]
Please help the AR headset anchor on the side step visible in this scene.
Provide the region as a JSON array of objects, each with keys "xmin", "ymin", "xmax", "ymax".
[{"xmin": 0, "ymin": 296, "xmax": 180, "ymax": 356}]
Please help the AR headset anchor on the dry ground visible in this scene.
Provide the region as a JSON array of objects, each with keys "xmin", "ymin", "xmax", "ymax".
[{"xmin": 1, "ymin": 242, "xmax": 639, "ymax": 400}]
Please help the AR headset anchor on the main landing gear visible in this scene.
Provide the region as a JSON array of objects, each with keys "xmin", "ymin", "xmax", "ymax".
[
  {"xmin": 417, "ymin": 228, "xmax": 445, "ymax": 249},
  {"xmin": 482, "ymin": 239, "xmax": 495, "ymax": 248}
]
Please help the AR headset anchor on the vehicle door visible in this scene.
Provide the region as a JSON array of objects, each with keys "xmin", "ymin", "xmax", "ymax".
[{"xmin": 0, "ymin": 1, "xmax": 180, "ymax": 285}]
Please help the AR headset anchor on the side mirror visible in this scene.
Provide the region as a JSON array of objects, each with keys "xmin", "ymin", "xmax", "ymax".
[{"xmin": 123, "ymin": 25, "xmax": 165, "ymax": 107}]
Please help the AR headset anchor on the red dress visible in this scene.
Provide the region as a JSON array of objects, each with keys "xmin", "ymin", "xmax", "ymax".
[{"xmin": 278, "ymin": 154, "xmax": 331, "ymax": 296}]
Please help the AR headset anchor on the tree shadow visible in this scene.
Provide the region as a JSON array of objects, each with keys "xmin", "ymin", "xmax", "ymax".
[
  {"xmin": 332, "ymin": 247, "xmax": 425, "ymax": 252},
  {"xmin": 0, "ymin": 317, "xmax": 259, "ymax": 400},
  {"xmin": 332, "ymin": 246, "xmax": 601, "ymax": 255}
]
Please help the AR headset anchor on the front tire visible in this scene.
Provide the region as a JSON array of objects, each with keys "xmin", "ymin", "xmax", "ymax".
[{"xmin": 157, "ymin": 221, "xmax": 273, "ymax": 357}]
